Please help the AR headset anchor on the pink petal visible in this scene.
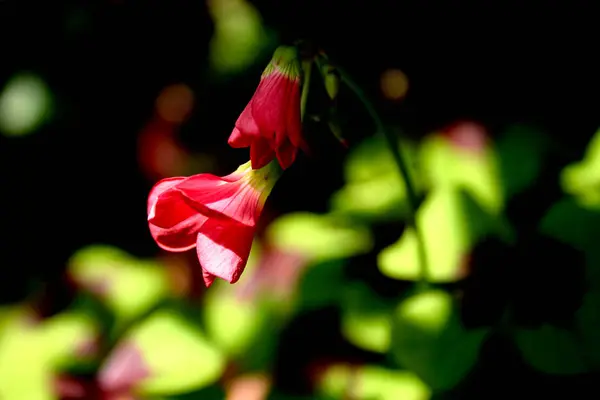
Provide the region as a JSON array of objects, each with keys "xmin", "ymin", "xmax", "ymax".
[
  {"xmin": 250, "ymin": 137, "xmax": 276, "ymax": 170},
  {"xmin": 176, "ymin": 178, "xmax": 262, "ymax": 227},
  {"xmin": 275, "ymin": 136, "xmax": 297, "ymax": 170},
  {"xmin": 196, "ymin": 218, "xmax": 256, "ymax": 285},
  {"xmin": 148, "ymin": 178, "xmax": 207, "ymax": 251},
  {"xmin": 228, "ymin": 127, "xmax": 254, "ymax": 148}
]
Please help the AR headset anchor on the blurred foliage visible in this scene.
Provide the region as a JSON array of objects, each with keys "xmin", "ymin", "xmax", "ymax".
[{"xmin": 2, "ymin": 2, "xmax": 600, "ymax": 400}]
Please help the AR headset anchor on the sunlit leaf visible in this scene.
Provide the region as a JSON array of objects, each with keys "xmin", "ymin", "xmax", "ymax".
[
  {"xmin": 330, "ymin": 175, "xmax": 411, "ymax": 220},
  {"xmin": 420, "ymin": 133, "xmax": 503, "ymax": 213},
  {"xmin": 340, "ymin": 283, "xmax": 392, "ymax": 353},
  {"xmin": 319, "ymin": 364, "xmax": 431, "ymax": 400},
  {"xmin": 104, "ymin": 310, "xmax": 225, "ymax": 396},
  {"xmin": 266, "ymin": 213, "xmax": 373, "ymax": 261},
  {"xmin": 378, "ymin": 188, "xmax": 496, "ymax": 283},
  {"xmin": 68, "ymin": 245, "xmax": 170, "ymax": 322},
  {"xmin": 331, "ymin": 136, "xmax": 420, "ymax": 220},
  {"xmin": 203, "ymin": 280, "xmax": 266, "ymax": 357},
  {"xmin": 39, "ymin": 311, "xmax": 98, "ymax": 369},
  {"xmin": 343, "ymin": 136, "xmax": 419, "ymax": 184},
  {"xmin": 208, "ymin": 0, "xmax": 275, "ymax": 77},
  {"xmin": 0, "ymin": 72, "xmax": 53, "ymax": 137},
  {"xmin": 495, "ymin": 125, "xmax": 550, "ymax": 198},
  {"xmin": 513, "ymin": 325, "xmax": 586, "ymax": 375},
  {"xmin": 561, "ymin": 128, "xmax": 600, "ymax": 208},
  {"xmin": 391, "ymin": 289, "xmax": 489, "ymax": 391},
  {"xmin": 0, "ymin": 307, "xmax": 54, "ymax": 400}
]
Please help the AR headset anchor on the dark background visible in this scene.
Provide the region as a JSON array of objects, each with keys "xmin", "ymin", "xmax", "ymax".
[{"xmin": 1, "ymin": 1, "xmax": 598, "ymax": 397}]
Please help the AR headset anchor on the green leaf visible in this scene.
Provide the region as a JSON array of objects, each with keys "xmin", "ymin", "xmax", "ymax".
[
  {"xmin": 319, "ymin": 364, "xmax": 431, "ymax": 400},
  {"xmin": 203, "ymin": 280, "xmax": 266, "ymax": 358},
  {"xmin": 266, "ymin": 213, "xmax": 373, "ymax": 262},
  {"xmin": 208, "ymin": 0, "xmax": 276, "ymax": 78},
  {"xmin": 296, "ymin": 260, "xmax": 346, "ymax": 311},
  {"xmin": 539, "ymin": 197, "xmax": 600, "ymax": 285},
  {"xmin": 561, "ymin": 128, "xmax": 600, "ymax": 208},
  {"xmin": 331, "ymin": 136, "xmax": 420, "ymax": 221},
  {"xmin": 513, "ymin": 325, "xmax": 587, "ymax": 375},
  {"xmin": 391, "ymin": 289, "xmax": 488, "ymax": 391},
  {"xmin": 495, "ymin": 124, "xmax": 550, "ymax": 198},
  {"xmin": 39, "ymin": 311, "xmax": 98, "ymax": 369},
  {"xmin": 378, "ymin": 188, "xmax": 498, "ymax": 283},
  {"xmin": 420, "ymin": 133, "xmax": 503, "ymax": 213},
  {"xmin": 0, "ymin": 307, "xmax": 54, "ymax": 400},
  {"xmin": 340, "ymin": 284, "xmax": 393, "ymax": 353},
  {"xmin": 68, "ymin": 245, "xmax": 171, "ymax": 322},
  {"xmin": 110, "ymin": 310, "xmax": 225, "ymax": 396}
]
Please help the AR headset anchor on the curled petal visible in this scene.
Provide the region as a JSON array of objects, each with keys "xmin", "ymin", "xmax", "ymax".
[
  {"xmin": 148, "ymin": 178, "xmax": 205, "ymax": 251},
  {"xmin": 250, "ymin": 137, "xmax": 276, "ymax": 170},
  {"xmin": 197, "ymin": 218, "xmax": 256, "ymax": 285}
]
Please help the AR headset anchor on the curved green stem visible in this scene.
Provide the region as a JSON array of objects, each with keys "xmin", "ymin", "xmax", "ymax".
[
  {"xmin": 300, "ymin": 60, "xmax": 312, "ymax": 122},
  {"xmin": 335, "ymin": 65, "xmax": 430, "ymax": 285}
]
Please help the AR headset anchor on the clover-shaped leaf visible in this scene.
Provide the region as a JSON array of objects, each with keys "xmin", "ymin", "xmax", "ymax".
[
  {"xmin": 319, "ymin": 364, "xmax": 431, "ymax": 400},
  {"xmin": 266, "ymin": 212, "xmax": 373, "ymax": 262},
  {"xmin": 68, "ymin": 245, "xmax": 171, "ymax": 322},
  {"xmin": 99, "ymin": 310, "xmax": 225, "ymax": 396},
  {"xmin": 379, "ymin": 188, "xmax": 498, "ymax": 283},
  {"xmin": 513, "ymin": 324, "xmax": 586, "ymax": 375},
  {"xmin": 391, "ymin": 289, "xmax": 489, "ymax": 391}
]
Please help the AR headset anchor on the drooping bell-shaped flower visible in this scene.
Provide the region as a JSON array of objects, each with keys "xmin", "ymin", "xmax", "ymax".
[
  {"xmin": 228, "ymin": 46, "xmax": 306, "ymax": 170},
  {"xmin": 147, "ymin": 161, "xmax": 280, "ymax": 287}
]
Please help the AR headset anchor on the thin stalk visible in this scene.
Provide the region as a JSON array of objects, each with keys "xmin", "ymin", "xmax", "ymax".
[
  {"xmin": 336, "ymin": 65, "xmax": 430, "ymax": 285},
  {"xmin": 300, "ymin": 60, "xmax": 312, "ymax": 122}
]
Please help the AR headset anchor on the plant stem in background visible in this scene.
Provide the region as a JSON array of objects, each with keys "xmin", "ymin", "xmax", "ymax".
[
  {"xmin": 336, "ymin": 65, "xmax": 430, "ymax": 285},
  {"xmin": 300, "ymin": 59, "xmax": 312, "ymax": 122}
]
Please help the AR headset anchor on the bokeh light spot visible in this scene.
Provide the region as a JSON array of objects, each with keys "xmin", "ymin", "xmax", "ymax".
[
  {"xmin": 0, "ymin": 72, "xmax": 53, "ymax": 137},
  {"xmin": 380, "ymin": 68, "xmax": 409, "ymax": 100},
  {"xmin": 155, "ymin": 84, "xmax": 195, "ymax": 123}
]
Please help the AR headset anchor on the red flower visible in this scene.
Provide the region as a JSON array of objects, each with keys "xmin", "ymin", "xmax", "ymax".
[
  {"xmin": 228, "ymin": 46, "xmax": 306, "ymax": 170},
  {"xmin": 147, "ymin": 161, "xmax": 280, "ymax": 287}
]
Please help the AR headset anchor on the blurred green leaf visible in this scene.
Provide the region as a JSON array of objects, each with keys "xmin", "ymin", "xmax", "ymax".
[
  {"xmin": 39, "ymin": 311, "xmax": 98, "ymax": 369},
  {"xmin": 296, "ymin": 260, "xmax": 346, "ymax": 311},
  {"xmin": 0, "ymin": 72, "xmax": 53, "ymax": 137},
  {"xmin": 561, "ymin": 128, "xmax": 600, "ymax": 208},
  {"xmin": 208, "ymin": 0, "xmax": 276, "ymax": 77},
  {"xmin": 68, "ymin": 245, "xmax": 171, "ymax": 322},
  {"xmin": 378, "ymin": 188, "xmax": 498, "ymax": 283},
  {"xmin": 319, "ymin": 364, "xmax": 431, "ymax": 400},
  {"xmin": 540, "ymin": 197, "xmax": 600, "ymax": 285},
  {"xmin": 113, "ymin": 310, "xmax": 225, "ymax": 396},
  {"xmin": 340, "ymin": 284, "xmax": 393, "ymax": 353},
  {"xmin": 0, "ymin": 307, "xmax": 54, "ymax": 400},
  {"xmin": 513, "ymin": 325, "xmax": 587, "ymax": 375},
  {"xmin": 495, "ymin": 125, "xmax": 550, "ymax": 199},
  {"xmin": 331, "ymin": 136, "xmax": 420, "ymax": 220},
  {"xmin": 203, "ymin": 280, "xmax": 266, "ymax": 358},
  {"xmin": 266, "ymin": 213, "xmax": 373, "ymax": 262},
  {"xmin": 391, "ymin": 289, "xmax": 489, "ymax": 391},
  {"xmin": 420, "ymin": 133, "xmax": 503, "ymax": 213}
]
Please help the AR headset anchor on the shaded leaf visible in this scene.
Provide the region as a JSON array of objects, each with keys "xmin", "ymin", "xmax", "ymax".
[
  {"xmin": 391, "ymin": 289, "xmax": 489, "ymax": 391},
  {"xmin": 513, "ymin": 325, "xmax": 587, "ymax": 375}
]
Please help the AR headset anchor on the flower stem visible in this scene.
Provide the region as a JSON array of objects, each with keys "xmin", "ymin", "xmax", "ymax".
[
  {"xmin": 300, "ymin": 60, "xmax": 312, "ymax": 122},
  {"xmin": 335, "ymin": 65, "xmax": 430, "ymax": 285}
]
